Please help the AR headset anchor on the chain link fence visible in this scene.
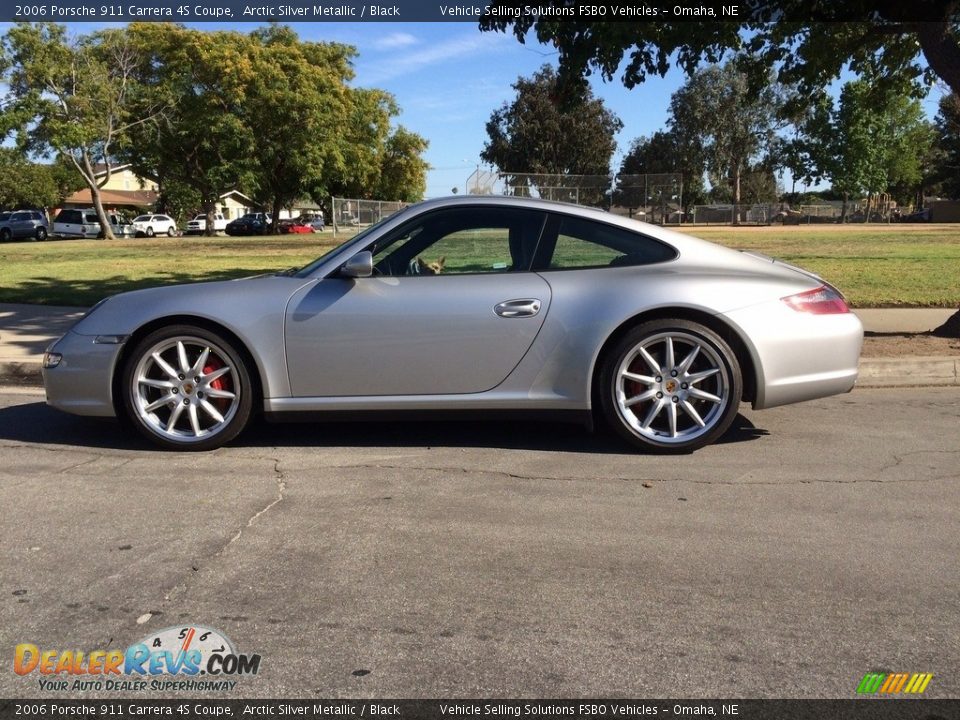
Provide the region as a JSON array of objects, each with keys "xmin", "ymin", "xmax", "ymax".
[
  {"xmin": 464, "ymin": 171, "xmax": 685, "ymax": 222},
  {"xmin": 331, "ymin": 197, "xmax": 409, "ymax": 237}
]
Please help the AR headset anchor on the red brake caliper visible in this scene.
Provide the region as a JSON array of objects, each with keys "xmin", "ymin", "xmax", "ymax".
[{"xmin": 202, "ymin": 356, "xmax": 230, "ymax": 413}]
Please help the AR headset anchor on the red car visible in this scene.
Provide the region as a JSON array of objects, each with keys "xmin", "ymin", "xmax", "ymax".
[{"xmin": 278, "ymin": 214, "xmax": 323, "ymax": 234}]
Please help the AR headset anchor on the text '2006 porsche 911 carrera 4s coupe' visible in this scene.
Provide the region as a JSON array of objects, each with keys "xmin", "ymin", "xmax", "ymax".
[{"xmin": 43, "ymin": 196, "xmax": 863, "ymax": 452}]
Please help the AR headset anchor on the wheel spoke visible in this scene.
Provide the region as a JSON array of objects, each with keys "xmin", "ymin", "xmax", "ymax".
[
  {"xmin": 176, "ymin": 341, "xmax": 191, "ymax": 374},
  {"xmin": 664, "ymin": 336, "xmax": 675, "ymax": 372},
  {"xmin": 139, "ymin": 377, "xmax": 174, "ymax": 390},
  {"xmin": 144, "ymin": 396, "xmax": 174, "ymax": 413},
  {"xmin": 640, "ymin": 398, "xmax": 665, "ymax": 429},
  {"xmin": 621, "ymin": 371, "xmax": 656, "ymax": 385},
  {"xmin": 638, "ymin": 347, "xmax": 660, "ymax": 374},
  {"xmin": 686, "ymin": 367, "xmax": 720, "ymax": 384},
  {"xmin": 688, "ymin": 387, "xmax": 722, "ymax": 404},
  {"xmin": 152, "ymin": 353, "xmax": 179, "ymax": 380},
  {"xmin": 205, "ymin": 387, "xmax": 236, "ymax": 400},
  {"xmin": 200, "ymin": 400, "xmax": 224, "ymax": 424},
  {"xmin": 624, "ymin": 388, "xmax": 658, "ymax": 407},
  {"xmin": 667, "ymin": 401, "xmax": 678, "ymax": 437},
  {"xmin": 190, "ymin": 346, "xmax": 210, "ymax": 376},
  {"xmin": 202, "ymin": 365, "xmax": 232, "ymax": 384},
  {"xmin": 166, "ymin": 402, "xmax": 185, "ymax": 431},
  {"xmin": 188, "ymin": 404, "xmax": 201, "ymax": 436},
  {"xmin": 681, "ymin": 400, "xmax": 706, "ymax": 428},
  {"xmin": 677, "ymin": 344, "xmax": 701, "ymax": 374}
]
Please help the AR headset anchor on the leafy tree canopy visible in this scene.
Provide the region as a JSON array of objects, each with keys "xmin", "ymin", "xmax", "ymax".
[
  {"xmin": 481, "ymin": 3, "xmax": 960, "ymax": 106},
  {"xmin": 481, "ymin": 64, "xmax": 622, "ymax": 203}
]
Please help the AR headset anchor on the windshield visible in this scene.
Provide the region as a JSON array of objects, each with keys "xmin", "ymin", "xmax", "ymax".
[{"xmin": 292, "ymin": 212, "xmax": 405, "ymax": 278}]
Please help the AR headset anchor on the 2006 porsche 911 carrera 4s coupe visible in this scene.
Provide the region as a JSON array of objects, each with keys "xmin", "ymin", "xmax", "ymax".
[{"xmin": 43, "ymin": 196, "xmax": 863, "ymax": 452}]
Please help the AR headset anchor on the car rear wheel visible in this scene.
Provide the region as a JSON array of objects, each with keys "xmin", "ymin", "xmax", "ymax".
[
  {"xmin": 599, "ymin": 319, "xmax": 742, "ymax": 453},
  {"xmin": 121, "ymin": 325, "xmax": 254, "ymax": 450},
  {"xmin": 0, "ymin": 228, "xmax": 10, "ymax": 242},
  {"xmin": 35, "ymin": 227, "xmax": 48, "ymax": 241},
  {"xmin": 167, "ymin": 226, "xmax": 176, "ymax": 237}
]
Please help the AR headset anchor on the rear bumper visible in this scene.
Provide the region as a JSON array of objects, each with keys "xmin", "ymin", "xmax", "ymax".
[
  {"xmin": 42, "ymin": 331, "xmax": 122, "ymax": 417},
  {"xmin": 722, "ymin": 301, "xmax": 864, "ymax": 410}
]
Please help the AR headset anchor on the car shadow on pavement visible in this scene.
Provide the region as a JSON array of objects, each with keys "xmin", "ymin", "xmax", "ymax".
[{"xmin": 0, "ymin": 401, "xmax": 768, "ymax": 453}]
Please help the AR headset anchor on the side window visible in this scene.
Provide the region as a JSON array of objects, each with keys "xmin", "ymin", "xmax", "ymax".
[
  {"xmin": 371, "ymin": 207, "xmax": 546, "ymax": 277},
  {"xmin": 537, "ymin": 215, "xmax": 677, "ymax": 270},
  {"xmin": 58, "ymin": 210, "xmax": 79, "ymax": 224}
]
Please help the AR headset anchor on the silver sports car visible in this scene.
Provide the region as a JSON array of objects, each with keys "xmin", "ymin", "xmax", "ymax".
[{"xmin": 43, "ymin": 196, "xmax": 863, "ymax": 452}]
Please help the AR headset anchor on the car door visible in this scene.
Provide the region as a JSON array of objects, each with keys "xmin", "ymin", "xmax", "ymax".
[
  {"xmin": 9, "ymin": 212, "xmax": 31, "ymax": 238},
  {"xmin": 284, "ymin": 206, "xmax": 551, "ymax": 397}
]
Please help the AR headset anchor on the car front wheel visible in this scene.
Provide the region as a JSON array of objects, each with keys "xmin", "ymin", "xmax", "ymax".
[
  {"xmin": 35, "ymin": 227, "xmax": 48, "ymax": 241},
  {"xmin": 599, "ymin": 319, "xmax": 742, "ymax": 453},
  {"xmin": 167, "ymin": 226, "xmax": 176, "ymax": 237},
  {"xmin": 120, "ymin": 325, "xmax": 254, "ymax": 450}
]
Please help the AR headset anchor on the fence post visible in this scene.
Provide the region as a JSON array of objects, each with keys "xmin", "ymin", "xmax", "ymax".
[{"xmin": 332, "ymin": 196, "xmax": 338, "ymax": 237}]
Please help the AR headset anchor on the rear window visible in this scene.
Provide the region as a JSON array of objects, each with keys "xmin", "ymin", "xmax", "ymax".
[{"xmin": 56, "ymin": 210, "xmax": 79, "ymax": 223}]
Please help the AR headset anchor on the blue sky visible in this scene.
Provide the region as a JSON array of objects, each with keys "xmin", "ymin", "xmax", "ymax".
[{"xmin": 4, "ymin": 20, "xmax": 947, "ymax": 198}]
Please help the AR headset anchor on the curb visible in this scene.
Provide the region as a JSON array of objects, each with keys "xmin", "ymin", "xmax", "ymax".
[{"xmin": 4, "ymin": 357, "xmax": 959, "ymax": 391}]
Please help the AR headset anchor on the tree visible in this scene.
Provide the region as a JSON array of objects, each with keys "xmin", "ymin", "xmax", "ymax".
[
  {"xmin": 792, "ymin": 78, "xmax": 934, "ymax": 219},
  {"xmin": 1, "ymin": 23, "xmax": 168, "ymax": 238},
  {"xmin": 245, "ymin": 26, "xmax": 355, "ymax": 227},
  {"xmin": 0, "ymin": 150, "xmax": 59, "ymax": 210},
  {"xmin": 374, "ymin": 126, "xmax": 430, "ymax": 202},
  {"xmin": 481, "ymin": 65, "xmax": 622, "ymax": 204},
  {"xmin": 481, "ymin": 3, "xmax": 960, "ymax": 104},
  {"xmin": 616, "ymin": 131, "xmax": 706, "ymax": 216},
  {"xmin": 124, "ymin": 24, "xmax": 258, "ymax": 235},
  {"xmin": 933, "ymin": 93, "xmax": 960, "ymax": 199},
  {"xmin": 668, "ymin": 63, "xmax": 785, "ymax": 211}
]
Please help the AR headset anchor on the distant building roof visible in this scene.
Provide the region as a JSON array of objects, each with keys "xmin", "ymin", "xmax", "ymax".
[{"xmin": 64, "ymin": 188, "xmax": 158, "ymax": 208}]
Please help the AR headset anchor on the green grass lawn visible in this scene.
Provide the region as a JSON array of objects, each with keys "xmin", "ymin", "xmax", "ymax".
[
  {"xmin": 1, "ymin": 223, "xmax": 958, "ymax": 308},
  {"xmin": 676, "ymin": 224, "xmax": 960, "ymax": 308}
]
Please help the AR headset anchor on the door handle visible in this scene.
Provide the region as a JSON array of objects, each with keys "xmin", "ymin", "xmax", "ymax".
[{"xmin": 494, "ymin": 298, "xmax": 542, "ymax": 318}]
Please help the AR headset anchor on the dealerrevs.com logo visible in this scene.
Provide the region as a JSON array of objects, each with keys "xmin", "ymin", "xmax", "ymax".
[{"xmin": 14, "ymin": 625, "xmax": 261, "ymax": 692}]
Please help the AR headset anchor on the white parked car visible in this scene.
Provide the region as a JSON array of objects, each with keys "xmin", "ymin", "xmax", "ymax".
[
  {"xmin": 131, "ymin": 214, "xmax": 178, "ymax": 237},
  {"xmin": 185, "ymin": 213, "xmax": 228, "ymax": 235}
]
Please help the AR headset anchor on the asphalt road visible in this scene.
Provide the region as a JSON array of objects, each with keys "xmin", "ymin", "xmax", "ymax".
[{"xmin": 1, "ymin": 387, "xmax": 958, "ymax": 700}]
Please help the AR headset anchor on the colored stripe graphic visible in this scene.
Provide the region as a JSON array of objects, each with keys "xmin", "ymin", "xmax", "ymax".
[{"xmin": 857, "ymin": 672, "xmax": 933, "ymax": 694}]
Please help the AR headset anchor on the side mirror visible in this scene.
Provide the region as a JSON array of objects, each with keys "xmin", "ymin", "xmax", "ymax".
[{"xmin": 340, "ymin": 250, "xmax": 373, "ymax": 278}]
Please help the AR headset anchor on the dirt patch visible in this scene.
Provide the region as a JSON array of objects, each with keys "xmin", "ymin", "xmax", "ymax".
[{"xmin": 862, "ymin": 333, "xmax": 960, "ymax": 358}]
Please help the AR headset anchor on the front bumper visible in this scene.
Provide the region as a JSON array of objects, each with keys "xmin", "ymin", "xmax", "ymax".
[{"xmin": 42, "ymin": 331, "xmax": 124, "ymax": 417}]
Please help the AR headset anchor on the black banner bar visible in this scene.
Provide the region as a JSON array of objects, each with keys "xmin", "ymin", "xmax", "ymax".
[
  {"xmin": 2, "ymin": 1, "xmax": 958, "ymax": 23},
  {"xmin": 1, "ymin": 699, "xmax": 959, "ymax": 720}
]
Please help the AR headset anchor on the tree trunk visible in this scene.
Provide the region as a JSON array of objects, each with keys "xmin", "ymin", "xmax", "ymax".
[
  {"xmin": 840, "ymin": 193, "xmax": 849, "ymax": 223},
  {"xmin": 204, "ymin": 200, "xmax": 217, "ymax": 237},
  {"xmin": 732, "ymin": 163, "xmax": 742, "ymax": 225},
  {"xmin": 916, "ymin": 22, "xmax": 960, "ymax": 99},
  {"xmin": 80, "ymin": 152, "xmax": 115, "ymax": 240},
  {"xmin": 271, "ymin": 198, "xmax": 282, "ymax": 232}
]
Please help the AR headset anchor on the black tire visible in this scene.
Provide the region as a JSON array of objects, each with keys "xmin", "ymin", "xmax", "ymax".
[
  {"xmin": 167, "ymin": 227, "xmax": 176, "ymax": 237},
  {"xmin": 0, "ymin": 228, "xmax": 10, "ymax": 242},
  {"xmin": 145, "ymin": 226, "xmax": 155, "ymax": 238},
  {"xmin": 120, "ymin": 324, "xmax": 255, "ymax": 451},
  {"xmin": 598, "ymin": 319, "xmax": 742, "ymax": 453},
  {"xmin": 35, "ymin": 226, "xmax": 48, "ymax": 241}
]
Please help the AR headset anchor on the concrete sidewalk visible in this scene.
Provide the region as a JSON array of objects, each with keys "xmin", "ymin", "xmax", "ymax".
[{"xmin": 1, "ymin": 302, "xmax": 957, "ymax": 387}]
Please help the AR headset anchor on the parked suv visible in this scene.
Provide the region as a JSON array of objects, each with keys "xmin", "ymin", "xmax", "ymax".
[
  {"xmin": 185, "ymin": 213, "xmax": 227, "ymax": 235},
  {"xmin": 131, "ymin": 214, "xmax": 178, "ymax": 237},
  {"xmin": 53, "ymin": 208, "xmax": 133, "ymax": 238},
  {"xmin": 0, "ymin": 209, "xmax": 50, "ymax": 241}
]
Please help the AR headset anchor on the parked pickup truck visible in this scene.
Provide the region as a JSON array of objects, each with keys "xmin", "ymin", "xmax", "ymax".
[{"xmin": 185, "ymin": 213, "xmax": 227, "ymax": 235}]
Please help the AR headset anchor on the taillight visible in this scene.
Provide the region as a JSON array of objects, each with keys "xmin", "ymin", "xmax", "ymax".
[{"xmin": 781, "ymin": 285, "xmax": 850, "ymax": 314}]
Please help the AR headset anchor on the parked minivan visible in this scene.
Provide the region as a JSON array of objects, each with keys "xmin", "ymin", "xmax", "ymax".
[{"xmin": 53, "ymin": 208, "xmax": 133, "ymax": 238}]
